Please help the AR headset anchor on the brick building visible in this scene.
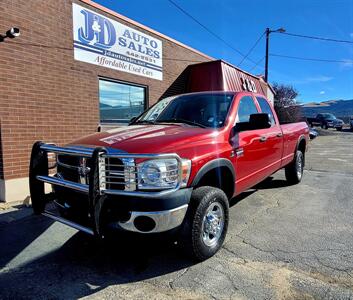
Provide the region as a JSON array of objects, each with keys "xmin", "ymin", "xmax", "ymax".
[{"xmin": 0, "ymin": 0, "xmax": 273, "ymax": 202}]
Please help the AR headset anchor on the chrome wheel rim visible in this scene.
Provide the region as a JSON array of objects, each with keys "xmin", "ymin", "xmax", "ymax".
[
  {"xmin": 296, "ymin": 153, "xmax": 303, "ymax": 179},
  {"xmin": 202, "ymin": 201, "xmax": 225, "ymax": 247}
]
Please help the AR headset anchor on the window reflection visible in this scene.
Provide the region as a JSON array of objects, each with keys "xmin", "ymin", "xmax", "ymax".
[{"xmin": 99, "ymin": 79, "xmax": 146, "ymax": 124}]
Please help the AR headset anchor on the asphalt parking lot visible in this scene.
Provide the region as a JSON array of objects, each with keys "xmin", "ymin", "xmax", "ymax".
[{"xmin": 0, "ymin": 128, "xmax": 353, "ymax": 299}]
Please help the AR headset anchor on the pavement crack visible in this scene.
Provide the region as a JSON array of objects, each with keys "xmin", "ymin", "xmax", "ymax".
[
  {"xmin": 221, "ymin": 245, "xmax": 247, "ymax": 264},
  {"xmin": 236, "ymin": 236, "xmax": 280, "ymax": 260},
  {"xmin": 207, "ymin": 265, "xmax": 239, "ymax": 292},
  {"xmin": 168, "ymin": 267, "xmax": 189, "ymax": 290}
]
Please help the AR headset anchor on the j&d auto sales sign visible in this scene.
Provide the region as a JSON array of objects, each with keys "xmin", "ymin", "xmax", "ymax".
[{"xmin": 72, "ymin": 3, "xmax": 163, "ymax": 80}]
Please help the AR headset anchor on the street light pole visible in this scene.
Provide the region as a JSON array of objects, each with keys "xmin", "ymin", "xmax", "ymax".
[{"xmin": 264, "ymin": 27, "xmax": 285, "ymax": 83}]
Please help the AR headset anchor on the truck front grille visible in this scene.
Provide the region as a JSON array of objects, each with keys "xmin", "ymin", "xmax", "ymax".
[
  {"xmin": 100, "ymin": 157, "xmax": 136, "ymax": 191},
  {"xmin": 57, "ymin": 155, "xmax": 82, "ymax": 183},
  {"xmin": 57, "ymin": 154, "xmax": 136, "ymax": 191}
]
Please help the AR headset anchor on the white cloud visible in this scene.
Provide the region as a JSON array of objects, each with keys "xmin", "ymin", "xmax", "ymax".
[
  {"xmin": 319, "ymin": 91, "xmax": 325, "ymax": 95},
  {"xmin": 305, "ymin": 76, "xmax": 333, "ymax": 83},
  {"xmin": 339, "ymin": 59, "xmax": 353, "ymax": 69},
  {"xmin": 290, "ymin": 75, "xmax": 333, "ymax": 85}
]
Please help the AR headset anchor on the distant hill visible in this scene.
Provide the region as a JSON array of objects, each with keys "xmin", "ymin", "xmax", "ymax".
[{"xmin": 302, "ymin": 99, "xmax": 353, "ymax": 123}]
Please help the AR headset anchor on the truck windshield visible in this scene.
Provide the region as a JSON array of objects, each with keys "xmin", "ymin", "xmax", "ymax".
[
  {"xmin": 134, "ymin": 94, "xmax": 234, "ymax": 128},
  {"xmin": 322, "ymin": 113, "xmax": 336, "ymax": 120}
]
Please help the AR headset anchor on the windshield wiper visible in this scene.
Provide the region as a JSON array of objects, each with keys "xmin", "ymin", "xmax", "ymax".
[{"xmin": 157, "ymin": 118, "xmax": 207, "ymax": 128}]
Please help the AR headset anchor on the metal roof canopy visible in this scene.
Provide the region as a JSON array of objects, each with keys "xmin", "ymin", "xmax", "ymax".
[{"xmin": 186, "ymin": 60, "xmax": 268, "ymax": 96}]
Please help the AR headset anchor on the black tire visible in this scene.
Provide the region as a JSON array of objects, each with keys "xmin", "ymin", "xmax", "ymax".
[
  {"xmin": 323, "ymin": 123, "xmax": 328, "ymax": 129},
  {"xmin": 179, "ymin": 186, "xmax": 229, "ymax": 261},
  {"xmin": 285, "ymin": 150, "xmax": 304, "ymax": 184},
  {"xmin": 336, "ymin": 127, "xmax": 342, "ymax": 131}
]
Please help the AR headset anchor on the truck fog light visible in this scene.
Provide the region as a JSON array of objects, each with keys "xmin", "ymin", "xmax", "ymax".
[{"xmin": 133, "ymin": 216, "xmax": 156, "ymax": 232}]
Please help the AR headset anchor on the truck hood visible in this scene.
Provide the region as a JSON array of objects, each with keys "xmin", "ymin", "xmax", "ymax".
[{"xmin": 69, "ymin": 124, "xmax": 221, "ymax": 154}]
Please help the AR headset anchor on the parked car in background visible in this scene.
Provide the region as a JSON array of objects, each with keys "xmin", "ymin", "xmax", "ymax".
[
  {"xmin": 350, "ymin": 116, "xmax": 353, "ymax": 131},
  {"xmin": 309, "ymin": 127, "xmax": 318, "ymax": 140},
  {"xmin": 29, "ymin": 91, "xmax": 309, "ymax": 261},
  {"xmin": 307, "ymin": 113, "xmax": 344, "ymax": 131}
]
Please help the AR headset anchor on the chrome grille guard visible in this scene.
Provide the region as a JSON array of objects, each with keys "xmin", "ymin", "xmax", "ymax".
[{"xmin": 29, "ymin": 141, "xmax": 183, "ymax": 237}]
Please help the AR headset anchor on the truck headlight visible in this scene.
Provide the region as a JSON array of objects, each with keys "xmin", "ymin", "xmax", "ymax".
[{"xmin": 137, "ymin": 158, "xmax": 191, "ymax": 190}]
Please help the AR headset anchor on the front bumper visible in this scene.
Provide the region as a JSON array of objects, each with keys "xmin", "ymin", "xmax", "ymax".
[
  {"xmin": 117, "ymin": 204, "xmax": 188, "ymax": 233},
  {"xmin": 29, "ymin": 142, "xmax": 191, "ymax": 236}
]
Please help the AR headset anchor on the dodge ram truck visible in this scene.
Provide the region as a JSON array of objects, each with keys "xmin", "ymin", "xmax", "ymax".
[{"xmin": 29, "ymin": 91, "xmax": 309, "ymax": 260}]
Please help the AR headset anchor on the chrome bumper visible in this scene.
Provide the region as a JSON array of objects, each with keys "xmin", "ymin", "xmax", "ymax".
[{"xmin": 117, "ymin": 204, "xmax": 188, "ymax": 233}]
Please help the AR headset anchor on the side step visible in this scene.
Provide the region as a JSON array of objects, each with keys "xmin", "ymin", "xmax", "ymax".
[{"xmin": 42, "ymin": 211, "xmax": 94, "ymax": 235}]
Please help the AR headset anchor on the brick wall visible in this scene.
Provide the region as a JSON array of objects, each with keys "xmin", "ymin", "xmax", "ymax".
[{"xmin": 0, "ymin": 0, "xmax": 210, "ymax": 180}]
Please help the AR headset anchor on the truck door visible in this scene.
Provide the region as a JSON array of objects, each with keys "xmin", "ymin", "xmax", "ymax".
[
  {"xmin": 232, "ymin": 95, "xmax": 268, "ymax": 193},
  {"xmin": 255, "ymin": 96, "xmax": 283, "ymax": 176}
]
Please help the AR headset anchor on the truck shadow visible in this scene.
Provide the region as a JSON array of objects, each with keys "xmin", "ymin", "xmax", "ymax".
[
  {"xmin": 229, "ymin": 176, "xmax": 289, "ymax": 208},
  {"xmin": 0, "ymin": 214, "xmax": 193, "ymax": 299},
  {"xmin": 0, "ymin": 175, "xmax": 290, "ymax": 299}
]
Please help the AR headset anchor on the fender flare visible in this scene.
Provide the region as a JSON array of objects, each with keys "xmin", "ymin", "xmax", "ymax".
[
  {"xmin": 294, "ymin": 135, "xmax": 307, "ymax": 166},
  {"xmin": 295, "ymin": 135, "xmax": 307, "ymax": 153},
  {"xmin": 191, "ymin": 158, "xmax": 236, "ymax": 196}
]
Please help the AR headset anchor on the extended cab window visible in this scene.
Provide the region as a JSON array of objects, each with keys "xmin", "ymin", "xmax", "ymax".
[
  {"xmin": 256, "ymin": 97, "xmax": 276, "ymax": 126},
  {"xmin": 236, "ymin": 96, "xmax": 258, "ymax": 123}
]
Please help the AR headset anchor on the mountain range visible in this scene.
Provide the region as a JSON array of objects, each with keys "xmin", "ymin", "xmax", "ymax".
[{"xmin": 302, "ymin": 99, "xmax": 353, "ymax": 122}]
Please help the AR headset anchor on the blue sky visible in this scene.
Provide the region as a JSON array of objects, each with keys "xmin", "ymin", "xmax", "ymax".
[{"xmin": 95, "ymin": 0, "xmax": 353, "ymax": 103}]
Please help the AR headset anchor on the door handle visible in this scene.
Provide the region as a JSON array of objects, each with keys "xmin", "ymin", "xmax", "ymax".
[
  {"xmin": 276, "ymin": 133, "xmax": 283, "ymax": 138},
  {"xmin": 259, "ymin": 136, "xmax": 267, "ymax": 142},
  {"xmin": 235, "ymin": 148, "xmax": 244, "ymax": 157}
]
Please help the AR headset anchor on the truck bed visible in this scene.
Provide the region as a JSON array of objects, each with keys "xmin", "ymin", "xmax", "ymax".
[{"xmin": 281, "ymin": 122, "xmax": 309, "ymax": 167}]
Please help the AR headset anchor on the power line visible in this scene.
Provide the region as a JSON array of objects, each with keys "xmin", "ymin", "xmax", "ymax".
[
  {"xmin": 271, "ymin": 53, "xmax": 353, "ymax": 64},
  {"xmin": 279, "ymin": 31, "xmax": 353, "ymax": 44},
  {"xmin": 167, "ymin": 0, "xmax": 257, "ymax": 65},
  {"xmin": 249, "ymin": 56, "xmax": 265, "ymax": 72},
  {"xmin": 238, "ymin": 32, "xmax": 265, "ymax": 67}
]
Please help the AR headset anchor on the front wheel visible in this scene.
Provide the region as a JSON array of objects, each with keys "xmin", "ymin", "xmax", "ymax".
[
  {"xmin": 336, "ymin": 127, "xmax": 342, "ymax": 131},
  {"xmin": 285, "ymin": 150, "xmax": 304, "ymax": 184},
  {"xmin": 179, "ymin": 186, "xmax": 229, "ymax": 261}
]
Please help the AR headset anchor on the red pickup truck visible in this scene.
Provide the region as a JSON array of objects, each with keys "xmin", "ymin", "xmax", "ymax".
[{"xmin": 29, "ymin": 91, "xmax": 309, "ymax": 260}]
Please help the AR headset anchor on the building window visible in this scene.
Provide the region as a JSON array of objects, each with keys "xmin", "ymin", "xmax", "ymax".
[{"xmin": 99, "ymin": 79, "xmax": 147, "ymax": 124}]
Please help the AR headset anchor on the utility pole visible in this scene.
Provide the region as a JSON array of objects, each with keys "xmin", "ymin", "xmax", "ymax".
[
  {"xmin": 265, "ymin": 28, "xmax": 270, "ymax": 82},
  {"xmin": 264, "ymin": 27, "xmax": 285, "ymax": 82}
]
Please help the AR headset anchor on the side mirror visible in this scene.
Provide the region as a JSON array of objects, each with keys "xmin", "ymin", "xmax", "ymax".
[
  {"xmin": 129, "ymin": 116, "xmax": 137, "ymax": 124},
  {"xmin": 249, "ymin": 113, "xmax": 272, "ymax": 130},
  {"xmin": 232, "ymin": 113, "xmax": 271, "ymax": 134}
]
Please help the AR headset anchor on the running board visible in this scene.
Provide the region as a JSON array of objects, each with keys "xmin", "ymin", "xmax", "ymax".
[{"xmin": 42, "ymin": 211, "xmax": 94, "ymax": 235}]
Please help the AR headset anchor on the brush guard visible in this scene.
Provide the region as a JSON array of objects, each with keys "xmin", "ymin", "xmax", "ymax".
[{"xmin": 29, "ymin": 141, "xmax": 183, "ymax": 237}]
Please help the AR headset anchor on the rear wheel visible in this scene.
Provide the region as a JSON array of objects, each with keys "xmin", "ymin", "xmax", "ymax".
[
  {"xmin": 285, "ymin": 150, "xmax": 304, "ymax": 184},
  {"xmin": 336, "ymin": 127, "xmax": 342, "ymax": 131},
  {"xmin": 179, "ymin": 186, "xmax": 229, "ymax": 261}
]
